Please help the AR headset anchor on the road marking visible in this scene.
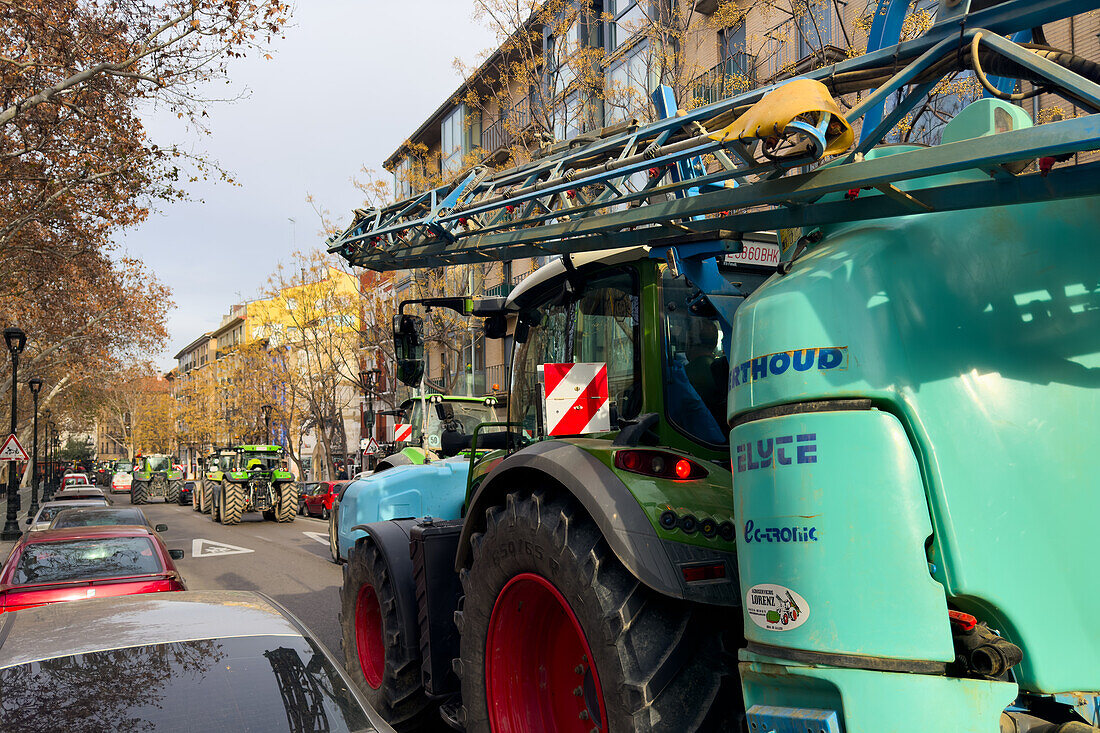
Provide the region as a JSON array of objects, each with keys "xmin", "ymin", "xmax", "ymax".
[
  {"xmin": 303, "ymin": 531, "xmax": 329, "ymax": 546},
  {"xmin": 192, "ymin": 539, "xmax": 255, "ymax": 558}
]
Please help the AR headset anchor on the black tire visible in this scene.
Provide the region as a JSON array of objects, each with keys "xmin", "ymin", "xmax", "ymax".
[
  {"xmin": 456, "ymin": 489, "xmax": 741, "ymax": 733},
  {"xmin": 192, "ymin": 481, "xmax": 205, "ymax": 512},
  {"xmin": 166, "ymin": 480, "xmax": 181, "ymax": 504},
  {"xmin": 275, "ymin": 482, "xmax": 297, "ymax": 523},
  {"xmin": 221, "ymin": 481, "xmax": 243, "ymax": 525},
  {"xmin": 328, "ymin": 505, "xmax": 342, "ymax": 564},
  {"xmin": 340, "ymin": 538, "xmax": 436, "ymax": 730},
  {"xmin": 130, "ymin": 481, "xmax": 148, "ymax": 505},
  {"xmin": 210, "ymin": 484, "xmax": 221, "ymax": 522},
  {"xmin": 321, "ymin": 506, "xmax": 330, "ymax": 521}
]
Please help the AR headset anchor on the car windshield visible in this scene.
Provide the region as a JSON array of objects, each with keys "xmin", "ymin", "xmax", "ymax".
[
  {"xmin": 0, "ymin": 634, "xmax": 374, "ymax": 732},
  {"xmin": 63, "ymin": 476, "xmax": 86, "ymax": 485},
  {"xmin": 145, "ymin": 456, "xmax": 171, "ymax": 472},
  {"xmin": 114, "ymin": 461, "xmax": 132, "ymax": 473},
  {"xmin": 50, "ymin": 509, "xmax": 146, "ymax": 529},
  {"xmin": 34, "ymin": 505, "xmax": 79, "ymax": 524},
  {"xmin": 12, "ymin": 537, "xmax": 163, "ymax": 585}
]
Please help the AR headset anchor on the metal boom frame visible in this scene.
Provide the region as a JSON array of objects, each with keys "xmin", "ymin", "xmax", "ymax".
[{"xmin": 330, "ymin": 0, "xmax": 1100, "ymax": 272}]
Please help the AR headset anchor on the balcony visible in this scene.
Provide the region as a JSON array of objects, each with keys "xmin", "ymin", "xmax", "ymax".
[
  {"xmin": 483, "ymin": 282, "xmax": 510, "ymax": 299},
  {"xmin": 481, "ymin": 98, "xmax": 532, "ymax": 162},
  {"xmin": 691, "ymin": 52, "xmax": 757, "ymax": 107},
  {"xmin": 756, "ymin": 4, "xmax": 848, "ymax": 82}
]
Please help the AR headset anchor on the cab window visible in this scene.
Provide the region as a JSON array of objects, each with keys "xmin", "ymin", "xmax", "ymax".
[{"xmin": 511, "ymin": 268, "xmax": 640, "ymax": 435}]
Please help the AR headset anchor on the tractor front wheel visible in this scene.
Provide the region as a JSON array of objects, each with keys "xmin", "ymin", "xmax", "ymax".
[
  {"xmin": 130, "ymin": 481, "xmax": 148, "ymax": 505},
  {"xmin": 220, "ymin": 481, "xmax": 243, "ymax": 525},
  {"xmin": 340, "ymin": 538, "xmax": 435, "ymax": 730},
  {"xmin": 328, "ymin": 506, "xmax": 342, "ymax": 564},
  {"xmin": 166, "ymin": 480, "xmax": 181, "ymax": 504},
  {"xmin": 456, "ymin": 489, "xmax": 740, "ymax": 733}
]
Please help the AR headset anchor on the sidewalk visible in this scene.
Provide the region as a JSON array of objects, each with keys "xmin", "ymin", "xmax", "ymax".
[{"xmin": 0, "ymin": 482, "xmax": 46, "ymax": 559}]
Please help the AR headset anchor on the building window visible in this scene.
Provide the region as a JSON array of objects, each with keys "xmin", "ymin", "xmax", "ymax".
[
  {"xmin": 608, "ymin": 0, "xmax": 649, "ymax": 50},
  {"xmin": 441, "ymin": 105, "xmax": 466, "ymax": 175},
  {"xmin": 554, "ymin": 89, "xmax": 588, "ymax": 141},
  {"xmin": 798, "ymin": 0, "xmax": 834, "ymax": 60},
  {"xmin": 605, "ymin": 39, "xmax": 655, "ymax": 124},
  {"xmin": 394, "ymin": 156, "xmax": 416, "ymax": 199}
]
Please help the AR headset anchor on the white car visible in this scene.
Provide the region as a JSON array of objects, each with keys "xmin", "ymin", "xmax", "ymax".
[
  {"xmin": 24, "ymin": 499, "xmax": 110, "ymax": 532},
  {"xmin": 110, "ymin": 471, "xmax": 132, "ymax": 493}
]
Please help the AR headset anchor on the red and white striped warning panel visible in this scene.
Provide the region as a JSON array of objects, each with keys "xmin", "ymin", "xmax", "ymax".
[
  {"xmin": 394, "ymin": 423, "xmax": 413, "ymax": 442},
  {"xmin": 541, "ymin": 363, "xmax": 610, "ymax": 436}
]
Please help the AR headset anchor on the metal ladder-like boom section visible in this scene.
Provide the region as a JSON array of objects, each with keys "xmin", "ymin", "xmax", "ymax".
[{"xmin": 330, "ymin": 0, "xmax": 1100, "ymax": 272}]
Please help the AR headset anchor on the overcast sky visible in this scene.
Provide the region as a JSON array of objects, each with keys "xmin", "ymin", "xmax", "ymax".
[{"xmin": 124, "ymin": 2, "xmax": 495, "ymax": 371}]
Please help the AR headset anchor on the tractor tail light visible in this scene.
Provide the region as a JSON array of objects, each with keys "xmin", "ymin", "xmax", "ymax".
[
  {"xmin": 614, "ymin": 450, "xmax": 708, "ymax": 480},
  {"xmin": 681, "ymin": 563, "xmax": 726, "ymax": 583}
]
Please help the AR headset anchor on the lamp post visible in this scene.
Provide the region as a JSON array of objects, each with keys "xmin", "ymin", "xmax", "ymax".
[
  {"xmin": 2, "ymin": 327, "xmax": 27, "ymax": 540},
  {"xmin": 261, "ymin": 404, "xmax": 273, "ymax": 443},
  {"xmin": 27, "ymin": 377, "xmax": 42, "ymax": 516}
]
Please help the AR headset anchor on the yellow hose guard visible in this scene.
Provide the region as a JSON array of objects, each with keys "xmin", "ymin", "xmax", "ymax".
[{"xmin": 708, "ymin": 78, "xmax": 854, "ymax": 156}]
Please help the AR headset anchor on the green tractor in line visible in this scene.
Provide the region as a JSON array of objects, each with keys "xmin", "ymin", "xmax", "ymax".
[
  {"xmin": 209, "ymin": 444, "xmax": 297, "ymax": 525},
  {"xmin": 194, "ymin": 447, "xmax": 237, "ymax": 515},
  {"xmin": 129, "ymin": 454, "xmax": 184, "ymax": 505}
]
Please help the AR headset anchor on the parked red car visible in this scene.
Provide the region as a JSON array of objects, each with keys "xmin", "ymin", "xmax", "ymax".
[
  {"xmin": 0, "ymin": 526, "xmax": 186, "ymax": 614},
  {"xmin": 299, "ymin": 481, "xmax": 346, "ymax": 520}
]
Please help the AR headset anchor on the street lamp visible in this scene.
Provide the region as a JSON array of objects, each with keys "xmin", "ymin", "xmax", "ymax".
[
  {"xmin": 2, "ymin": 326, "xmax": 27, "ymax": 540},
  {"xmin": 27, "ymin": 377, "xmax": 42, "ymax": 516},
  {"xmin": 261, "ymin": 404, "xmax": 273, "ymax": 443}
]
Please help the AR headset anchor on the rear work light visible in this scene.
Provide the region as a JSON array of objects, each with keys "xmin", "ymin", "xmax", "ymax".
[{"xmin": 614, "ymin": 450, "xmax": 709, "ymax": 480}]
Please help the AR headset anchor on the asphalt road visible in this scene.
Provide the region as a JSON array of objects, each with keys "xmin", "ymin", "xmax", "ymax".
[{"xmin": 133, "ymin": 496, "xmax": 347, "ymax": 665}]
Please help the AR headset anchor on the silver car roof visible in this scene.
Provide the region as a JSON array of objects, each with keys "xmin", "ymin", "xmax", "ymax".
[
  {"xmin": 34, "ymin": 499, "xmax": 107, "ymax": 517},
  {"xmin": 0, "ymin": 590, "xmax": 303, "ymax": 669}
]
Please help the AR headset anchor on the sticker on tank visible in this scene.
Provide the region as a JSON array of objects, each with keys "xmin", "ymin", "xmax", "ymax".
[{"xmin": 746, "ymin": 583, "xmax": 810, "ymax": 631}]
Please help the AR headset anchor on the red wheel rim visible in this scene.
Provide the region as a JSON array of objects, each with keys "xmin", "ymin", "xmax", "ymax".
[
  {"xmin": 486, "ymin": 573, "xmax": 607, "ymax": 732},
  {"xmin": 355, "ymin": 584, "xmax": 385, "ymax": 689}
]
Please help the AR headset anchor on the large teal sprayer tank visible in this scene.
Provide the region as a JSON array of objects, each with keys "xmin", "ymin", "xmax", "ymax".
[
  {"xmin": 729, "ymin": 125, "xmax": 1100, "ymax": 731},
  {"xmin": 329, "ymin": 1, "xmax": 1100, "ymax": 729}
]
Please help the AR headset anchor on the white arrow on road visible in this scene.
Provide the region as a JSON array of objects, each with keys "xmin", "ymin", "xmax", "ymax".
[
  {"xmin": 192, "ymin": 539, "xmax": 255, "ymax": 558},
  {"xmin": 303, "ymin": 531, "xmax": 329, "ymax": 546}
]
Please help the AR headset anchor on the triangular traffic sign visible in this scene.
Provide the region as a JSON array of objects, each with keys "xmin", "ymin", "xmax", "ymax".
[{"xmin": 0, "ymin": 434, "xmax": 28, "ymax": 461}]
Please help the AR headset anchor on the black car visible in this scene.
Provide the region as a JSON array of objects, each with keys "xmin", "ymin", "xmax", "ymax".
[
  {"xmin": 0, "ymin": 591, "xmax": 394, "ymax": 732},
  {"xmin": 177, "ymin": 481, "xmax": 194, "ymax": 506}
]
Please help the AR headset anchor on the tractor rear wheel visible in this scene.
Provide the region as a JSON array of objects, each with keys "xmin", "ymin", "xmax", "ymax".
[
  {"xmin": 166, "ymin": 480, "xmax": 181, "ymax": 504},
  {"xmin": 275, "ymin": 482, "xmax": 297, "ymax": 523},
  {"xmin": 220, "ymin": 481, "xmax": 243, "ymax": 525},
  {"xmin": 456, "ymin": 489, "xmax": 740, "ymax": 733},
  {"xmin": 340, "ymin": 538, "xmax": 435, "ymax": 730},
  {"xmin": 130, "ymin": 481, "xmax": 148, "ymax": 505}
]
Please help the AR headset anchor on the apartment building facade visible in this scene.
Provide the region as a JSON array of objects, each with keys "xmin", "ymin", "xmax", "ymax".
[
  {"xmin": 172, "ymin": 268, "xmax": 366, "ymax": 480},
  {"xmin": 376, "ymin": 0, "xmax": 1098, "ymax": 400}
]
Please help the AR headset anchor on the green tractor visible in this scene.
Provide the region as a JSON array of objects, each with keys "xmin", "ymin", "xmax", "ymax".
[
  {"xmin": 210, "ymin": 444, "xmax": 297, "ymax": 525},
  {"xmin": 129, "ymin": 454, "xmax": 183, "ymax": 505},
  {"xmin": 195, "ymin": 447, "xmax": 237, "ymax": 515}
]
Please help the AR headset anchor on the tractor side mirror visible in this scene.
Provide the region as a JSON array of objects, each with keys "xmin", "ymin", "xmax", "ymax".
[
  {"xmin": 155, "ymin": 524, "xmax": 168, "ymax": 533},
  {"xmin": 169, "ymin": 549, "xmax": 185, "ymax": 560},
  {"xmin": 483, "ymin": 313, "xmax": 508, "ymax": 340},
  {"xmin": 393, "ymin": 314, "xmax": 425, "ymax": 387},
  {"xmin": 435, "ymin": 402, "xmax": 455, "ymax": 421}
]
